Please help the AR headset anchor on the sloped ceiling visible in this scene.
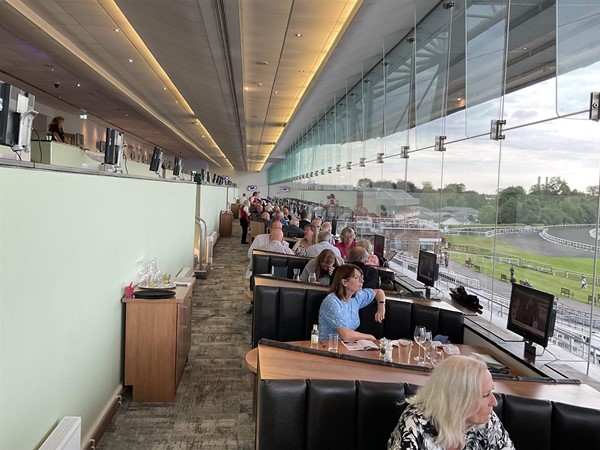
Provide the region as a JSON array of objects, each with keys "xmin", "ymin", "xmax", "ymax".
[{"xmin": 0, "ymin": 0, "xmax": 439, "ymax": 172}]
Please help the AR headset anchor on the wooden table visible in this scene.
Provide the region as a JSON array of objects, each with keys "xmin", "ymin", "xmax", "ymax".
[{"xmin": 246, "ymin": 340, "xmax": 600, "ymax": 411}]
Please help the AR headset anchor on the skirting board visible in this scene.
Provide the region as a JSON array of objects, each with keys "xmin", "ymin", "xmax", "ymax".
[{"xmin": 82, "ymin": 385, "xmax": 125, "ymax": 450}]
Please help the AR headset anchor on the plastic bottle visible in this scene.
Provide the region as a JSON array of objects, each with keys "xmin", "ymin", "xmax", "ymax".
[{"xmin": 311, "ymin": 324, "xmax": 319, "ymax": 349}]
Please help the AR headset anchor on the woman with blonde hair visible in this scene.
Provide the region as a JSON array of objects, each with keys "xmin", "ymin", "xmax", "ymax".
[
  {"xmin": 292, "ymin": 224, "xmax": 318, "ymax": 256},
  {"xmin": 387, "ymin": 355, "xmax": 514, "ymax": 450},
  {"xmin": 334, "ymin": 226, "xmax": 356, "ymax": 260},
  {"xmin": 356, "ymin": 239, "xmax": 380, "ymax": 266}
]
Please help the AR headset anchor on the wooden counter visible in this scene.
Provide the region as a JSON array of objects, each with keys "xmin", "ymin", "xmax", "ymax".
[
  {"xmin": 248, "ymin": 341, "xmax": 600, "ymax": 411},
  {"xmin": 123, "ymin": 277, "xmax": 195, "ymax": 402}
]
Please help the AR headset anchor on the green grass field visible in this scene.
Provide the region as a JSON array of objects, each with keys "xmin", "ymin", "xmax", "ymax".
[{"xmin": 444, "ymin": 234, "xmax": 598, "ymax": 304}]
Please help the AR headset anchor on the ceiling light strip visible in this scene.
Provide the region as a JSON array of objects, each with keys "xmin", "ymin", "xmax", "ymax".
[{"xmin": 255, "ymin": 0, "xmax": 363, "ymax": 171}]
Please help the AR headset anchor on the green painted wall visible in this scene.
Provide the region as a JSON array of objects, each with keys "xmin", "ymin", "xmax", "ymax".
[{"xmin": 0, "ymin": 165, "xmax": 196, "ymax": 449}]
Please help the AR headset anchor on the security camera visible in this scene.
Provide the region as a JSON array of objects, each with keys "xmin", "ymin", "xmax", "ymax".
[{"xmin": 53, "ymin": 82, "xmax": 61, "ymax": 88}]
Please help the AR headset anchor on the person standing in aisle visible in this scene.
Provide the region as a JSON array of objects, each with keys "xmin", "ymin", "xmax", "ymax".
[{"xmin": 240, "ymin": 200, "xmax": 250, "ymax": 244}]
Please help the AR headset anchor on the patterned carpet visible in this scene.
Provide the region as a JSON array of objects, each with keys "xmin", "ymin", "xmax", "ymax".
[{"xmin": 97, "ymin": 219, "xmax": 255, "ymax": 449}]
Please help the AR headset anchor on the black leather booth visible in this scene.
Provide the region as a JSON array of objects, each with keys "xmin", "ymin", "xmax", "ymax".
[
  {"xmin": 256, "ymin": 379, "xmax": 600, "ymax": 450},
  {"xmin": 252, "ymin": 276, "xmax": 464, "ymax": 347},
  {"xmin": 251, "ymin": 250, "xmax": 312, "ymax": 289}
]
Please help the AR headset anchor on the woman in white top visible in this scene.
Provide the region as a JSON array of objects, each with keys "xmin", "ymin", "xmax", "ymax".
[{"xmin": 292, "ymin": 224, "xmax": 318, "ymax": 256}]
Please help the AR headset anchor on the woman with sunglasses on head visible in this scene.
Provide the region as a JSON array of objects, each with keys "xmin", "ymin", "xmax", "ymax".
[{"xmin": 318, "ymin": 264, "xmax": 385, "ymax": 341}]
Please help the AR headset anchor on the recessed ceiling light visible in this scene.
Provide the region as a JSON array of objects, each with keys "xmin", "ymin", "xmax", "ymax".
[
  {"xmin": 295, "ymin": 33, "xmax": 302, "ymax": 37},
  {"xmin": 114, "ymin": 28, "xmax": 120, "ymax": 32},
  {"xmin": 257, "ymin": 82, "xmax": 263, "ymax": 87},
  {"xmin": 256, "ymin": 60, "xmax": 269, "ymax": 65},
  {"xmin": 244, "ymin": 87, "xmax": 249, "ymax": 91},
  {"xmin": 128, "ymin": 58, "xmax": 133, "ymax": 63},
  {"xmin": 163, "ymin": 87, "xmax": 167, "ymax": 90},
  {"xmin": 274, "ymin": 91, "xmax": 279, "ymax": 94},
  {"xmin": 76, "ymin": 83, "xmax": 81, "ymax": 87},
  {"xmin": 298, "ymin": 69, "xmax": 304, "ymax": 73}
]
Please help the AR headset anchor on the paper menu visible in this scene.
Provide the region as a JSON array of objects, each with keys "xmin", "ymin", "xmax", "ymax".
[{"xmin": 341, "ymin": 339, "xmax": 378, "ymax": 351}]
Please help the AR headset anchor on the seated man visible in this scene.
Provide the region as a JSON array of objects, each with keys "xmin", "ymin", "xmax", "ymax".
[
  {"xmin": 247, "ymin": 220, "xmax": 288, "ymax": 259},
  {"xmin": 257, "ymin": 229, "xmax": 295, "ymax": 256},
  {"xmin": 246, "ymin": 228, "xmax": 294, "ymax": 314},
  {"xmin": 306, "ymin": 231, "xmax": 342, "ymax": 259},
  {"xmin": 272, "ymin": 211, "xmax": 289, "ymax": 227},
  {"xmin": 298, "ymin": 210, "xmax": 311, "ymax": 229},
  {"xmin": 283, "ymin": 218, "xmax": 305, "ymax": 238},
  {"xmin": 346, "ymin": 247, "xmax": 380, "ymax": 289}
]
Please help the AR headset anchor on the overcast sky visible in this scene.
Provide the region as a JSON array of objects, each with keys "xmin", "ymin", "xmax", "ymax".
[{"xmin": 330, "ymin": 73, "xmax": 600, "ymax": 195}]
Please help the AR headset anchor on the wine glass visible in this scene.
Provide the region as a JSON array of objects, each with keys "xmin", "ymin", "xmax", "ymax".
[
  {"xmin": 431, "ymin": 347, "xmax": 445, "ymax": 367},
  {"xmin": 413, "ymin": 325, "xmax": 426, "ymax": 362},
  {"xmin": 421, "ymin": 330, "xmax": 432, "ymax": 366}
]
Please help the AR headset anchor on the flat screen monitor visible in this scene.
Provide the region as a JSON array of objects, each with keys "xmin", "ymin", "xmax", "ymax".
[
  {"xmin": 416, "ymin": 250, "xmax": 438, "ymax": 287},
  {"xmin": 373, "ymin": 234, "xmax": 385, "ymax": 259},
  {"xmin": 173, "ymin": 156, "xmax": 182, "ymax": 177},
  {"xmin": 104, "ymin": 128, "xmax": 123, "ymax": 165},
  {"xmin": 507, "ymin": 283, "xmax": 555, "ymax": 350},
  {"xmin": 149, "ymin": 147, "xmax": 162, "ymax": 172}
]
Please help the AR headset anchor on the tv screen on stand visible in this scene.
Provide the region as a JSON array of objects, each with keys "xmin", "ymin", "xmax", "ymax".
[
  {"xmin": 373, "ymin": 234, "xmax": 385, "ymax": 259},
  {"xmin": 173, "ymin": 156, "xmax": 182, "ymax": 177},
  {"xmin": 507, "ymin": 283, "xmax": 556, "ymax": 355},
  {"xmin": 416, "ymin": 250, "xmax": 439, "ymax": 297},
  {"xmin": 149, "ymin": 147, "xmax": 163, "ymax": 173}
]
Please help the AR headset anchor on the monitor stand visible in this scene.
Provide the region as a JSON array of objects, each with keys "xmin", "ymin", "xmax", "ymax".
[{"xmin": 524, "ymin": 340, "xmax": 537, "ymax": 359}]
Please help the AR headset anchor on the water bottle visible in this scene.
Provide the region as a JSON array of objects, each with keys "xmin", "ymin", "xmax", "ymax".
[{"xmin": 311, "ymin": 324, "xmax": 319, "ymax": 349}]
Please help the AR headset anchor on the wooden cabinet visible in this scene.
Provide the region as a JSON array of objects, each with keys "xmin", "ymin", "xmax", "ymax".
[
  {"xmin": 123, "ymin": 278, "xmax": 194, "ymax": 402},
  {"xmin": 230, "ymin": 203, "xmax": 241, "ymax": 219},
  {"xmin": 219, "ymin": 211, "xmax": 233, "ymax": 237}
]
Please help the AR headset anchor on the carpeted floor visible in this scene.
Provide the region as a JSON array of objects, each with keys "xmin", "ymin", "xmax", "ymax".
[{"xmin": 97, "ymin": 219, "xmax": 255, "ymax": 449}]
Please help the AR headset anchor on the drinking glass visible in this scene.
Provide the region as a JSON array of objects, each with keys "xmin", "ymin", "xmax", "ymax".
[
  {"xmin": 308, "ymin": 273, "xmax": 317, "ymax": 283},
  {"xmin": 379, "ymin": 337, "xmax": 389, "ymax": 359},
  {"xmin": 421, "ymin": 330, "xmax": 432, "ymax": 366},
  {"xmin": 413, "ymin": 326, "xmax": 426, "ymax": 362},
  {"xmin": 431, "ymin": 347, "xmax": 445, "ymax": 367},
  {"xmin": 293, "ymin": 268, "xmax": 301, "ymax": 281}
]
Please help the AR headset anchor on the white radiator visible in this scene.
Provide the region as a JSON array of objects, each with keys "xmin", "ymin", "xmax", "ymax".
[{"xmin": 40, "ymin": 416, "xmax": 81, "ymax": 450}]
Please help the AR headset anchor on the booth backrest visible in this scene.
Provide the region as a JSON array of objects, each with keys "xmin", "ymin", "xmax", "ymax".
[
  {"xmin": 252, "ymin": 250, "xmax": 312, "ymax": 282},
  {"xmin": 257, "ymin": 379, "xmax": 600, "ymax": 450},
  {"xmin": 252, "ymin": 278, "xmax": 464, "ymax": 347}
]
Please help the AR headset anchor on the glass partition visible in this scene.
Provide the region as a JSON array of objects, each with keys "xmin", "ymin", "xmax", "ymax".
[
  {"xmin": 556, "ymin": 0, "xmax": 600, "ymax": 117},
  {"xmin": 465, "ymin": 0, "xmax": 508, "ymax": 136}
]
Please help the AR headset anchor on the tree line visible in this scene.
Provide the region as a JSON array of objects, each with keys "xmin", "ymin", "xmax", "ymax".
[{"xmin": 356, "ymin": 176, "xmax": 599, "ymax": 225}]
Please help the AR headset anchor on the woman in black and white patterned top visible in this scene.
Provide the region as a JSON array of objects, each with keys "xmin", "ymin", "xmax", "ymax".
[{"xmin": 388, "ymin": 355, "xmax": 515, "ymax": 450}]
